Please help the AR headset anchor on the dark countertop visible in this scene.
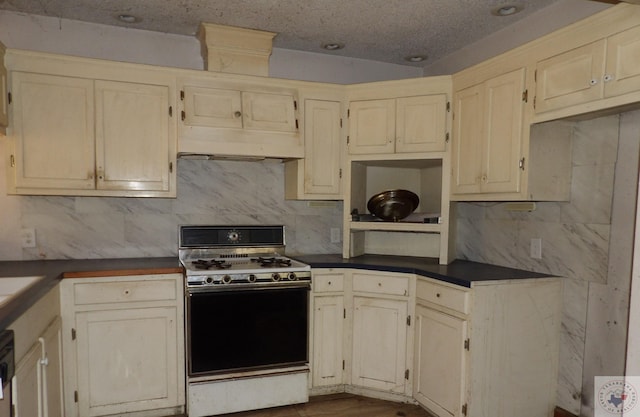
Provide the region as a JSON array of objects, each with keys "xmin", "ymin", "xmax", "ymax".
[
  {"xmin": 0, "ymin": 254, "xmax": 554, "ymax": 331},
  {"xmin": 0, "ymin": 257, "xmax": 182, "ymax": 330},
  {"xmin": 293, "ymin": 254, "xmax": 554, "ymax": 288}
]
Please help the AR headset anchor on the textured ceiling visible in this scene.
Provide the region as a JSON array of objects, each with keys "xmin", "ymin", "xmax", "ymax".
[{"xmin": 0, "ymin": 0, "xmax": 610, "ymax": 66}]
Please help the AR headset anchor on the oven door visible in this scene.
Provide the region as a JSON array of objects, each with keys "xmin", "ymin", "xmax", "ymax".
[{"xmin": 187, "ymin": 285, "xmax": 309, "ymax": 377}]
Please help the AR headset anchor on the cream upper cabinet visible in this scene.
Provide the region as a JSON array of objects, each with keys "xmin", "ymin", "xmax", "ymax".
[
  {"xmin": 535, "ymin": 25, "xmax": 640, "ymax": 113},
  {"xmin": 10, "ymin": 72, "xmax": 96, "ymax": 191},
  {"xmin": 348, "ymin": 94, "xmax": 447, "ymax": 155},
  {"xmin": 178, "ymin": 76, "xmax": 302, "ymax": 159},
  {"xmin": 0, "ymin": 41, "xmax": 8, "ymax": 133},
  {"xmin": 5, "ymin": 51, "xmax": 177, "ymax": 197},
  {"xmin": 95, "ymin": 80, "xmax": 171, "ymax": 193},
  {"xmin": 452, "ymin": 68, "xmax": 525, "ymax": 196},
  {"xmin": 60, "ymin": 274, "xmax": 185, "ymax": 417},
  {"xmin": 285, "ymin": 97, "xmax": 343, "ymax": 199}
]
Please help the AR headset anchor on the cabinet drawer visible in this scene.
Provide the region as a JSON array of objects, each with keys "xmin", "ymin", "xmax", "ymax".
[
  {"xmin": 73, "ymin": 278, "xmax": 177, "ymax": 305},
  {"xmin": 416, "ymin": 279, "xmax": 469, "ymax": 314},
  {"xmin": 352, "ymin": 273, "xmax": 409, "ymax": 296},
  {"xmin": 313, "ymin": 273, "xmax": 344, "ymax": 293}
]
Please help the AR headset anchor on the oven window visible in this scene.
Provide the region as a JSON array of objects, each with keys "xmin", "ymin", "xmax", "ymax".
[{"xmin": 188, "ymin": 287, "xmax": 309, "ymax": 376}]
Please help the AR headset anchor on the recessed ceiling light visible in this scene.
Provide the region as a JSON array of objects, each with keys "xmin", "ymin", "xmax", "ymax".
[
  {"xmin": 404, "ymin": 55, "xmax": 428, "ymax": 63},
  {"xmin": 491, "ymin": 5, "xmax": 523, "ymax": 16},
  {"xmin": 117, "ymin": 14, "xmax": 140, "ymax": 24},
  {"xmin": 321, "ymin": 42, "xmax": 345, "ymax": 51}
]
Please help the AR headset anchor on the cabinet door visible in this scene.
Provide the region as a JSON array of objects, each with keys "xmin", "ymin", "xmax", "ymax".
[
  {"xmin": 414, "ymin": 305, "xmax": 467, "ymax": 417},
  {"xmin": 0, "ymin": 55, "xmax": 7, "ymax": 129},
  {"xmin": 95, "ymin": 80, "xmax": 172, "ymax": 192},
  {"xmin": 242, "ymin": 91, "xmax": 297, "ymax": 132},
  {"xmin": 482, "ymin": 68, "xmax": 525, "ymax": 194},
  {"xmin": 535, "ymin": 40, "xmax": 606, "ymax": 113},
  {"xmin": 312, "ymin": 295, "xmax": 345, "ymax": 387},
  {"xmin": 604, "ymin": 25, "xmax": 640, "ymax": 98},
  {"xmin": 396, "ymin": 95, "xmax": 447, "ymax": 153},
  {"xmin": 451, "ymin": 84, "xmax": 483, "ymax": 194},
  {"xmin": 304, "ymin": 99, "xmax": 342, "ymax": 196},
  {"xmin": 75, "ymin": 307, "xmax": 180, "ymax": 417},
  {"xmin": 12, "ymin": 317, "xmax": 63, "ymax": 417},
  {"xmin": 348, "ymin": 99, "xmax": 395, "ymax": 154},
  {"xmin": 182, "ymin": 86, "xmax": 243, "ymax": 129},
  {"xmin": 11, "ymin": 72, "xmax": 95, "ymax": 190},
  {"xmin": 351, "ymin": 296, "xmax": 407, "ymax": 393}
]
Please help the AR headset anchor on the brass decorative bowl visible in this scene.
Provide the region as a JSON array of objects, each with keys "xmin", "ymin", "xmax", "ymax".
[{"xmin": 367, "ymin": 189, "xmax": 419, "ymax": 222}]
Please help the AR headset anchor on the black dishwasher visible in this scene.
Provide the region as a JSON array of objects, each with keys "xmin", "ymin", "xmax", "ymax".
[{"xmin": 0, "ymin": 330, "xmax": 14, "ymax": 417}]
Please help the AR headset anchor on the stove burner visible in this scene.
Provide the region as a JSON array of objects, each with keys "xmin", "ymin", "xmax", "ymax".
[
  {"xmin": 252, "ymin": 257, "xmax": 293, "ymax": 268},
  {"xmin": 192, "ymin": 259, "xmax": 232, "ymax": 270}
]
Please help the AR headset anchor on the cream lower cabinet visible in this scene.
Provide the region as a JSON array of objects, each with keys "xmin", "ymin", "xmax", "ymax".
[
  {"xmin": 348, "ymin": 94, "xmax": 447, "ymax": 155},
  {"xmin": 414, "ymin": 277, "xmax": 562, "ymax": 417},
  {"xmin": 535, "ymin": 25, "xmax": 640, "ymax": 114},
  {"xmin": 350, "ymin": 271, "xmax": 412, "ymax": 396},
  {"xmin": 310, "ymin": 270, "xmax": 346, "ymax": 390},
  {"xmin": 285, "ymin": 97, "xmax": 343, "ymax": 200},
  {"xmin": 5, "ymin": 50, "xmax": 177, "ymax": 197},
  {"xmin": 0, "ymin": 41, "xmax": 8, "ymax": 133},
  {"xmin": 9, "ymin": 284, "xmax": 63, "ymax": 417},
  {"xmin": 60, "ymin": 274, "xmax": 185, "ymax": 417}
]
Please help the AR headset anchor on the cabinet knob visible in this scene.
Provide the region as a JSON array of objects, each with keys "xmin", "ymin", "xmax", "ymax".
[
  {"xmin": 124, "ymin": 289, "xmax": 130, "ymax": 295},
  {"xmin": 436, "ymin": 293, "xmax": 441, "ymax": 298},
  {"xmin": 234, "ymin": 111, "xmax": 242, "ymax": 118},
  {"xmin": 603, "ymin": 74, "xmax": 614, "ymax": 83},
  {"xmin": 590, "ymin": 78, "xmax": 599, "ymax": 86},
  {"xmin": 328, "ymin": 281, "xmax": 332, "ymax": 285}
]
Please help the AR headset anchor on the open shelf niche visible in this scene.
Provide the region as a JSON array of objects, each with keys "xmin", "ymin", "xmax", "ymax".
[{"xmin": 343, "ymin": 155, "xmax": 455, "ymax": 264}]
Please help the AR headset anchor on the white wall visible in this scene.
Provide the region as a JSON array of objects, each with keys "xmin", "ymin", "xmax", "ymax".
[{"xmin": 0, "ymin": 10, "xmax": 422, "ymax": 83}]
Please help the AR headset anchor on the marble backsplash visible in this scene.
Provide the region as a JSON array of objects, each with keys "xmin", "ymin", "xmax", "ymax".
[
  {"xmin": 456, "ymin": 111, "xmax": 640, "ymax": 416},
  {"xmin": 2, "ymin": 158, "xmax": 343, "ymax": 260}
]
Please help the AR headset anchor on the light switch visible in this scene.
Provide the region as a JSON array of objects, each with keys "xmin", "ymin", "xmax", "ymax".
[{"xmin": 530, "ymin": 238, "xmax": 542, "ymax": 259}]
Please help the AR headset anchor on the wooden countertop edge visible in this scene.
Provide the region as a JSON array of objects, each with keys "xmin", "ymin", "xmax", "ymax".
[{"xmin": 62, "ymin": 267, "xmax": 184, "ymax": 278}]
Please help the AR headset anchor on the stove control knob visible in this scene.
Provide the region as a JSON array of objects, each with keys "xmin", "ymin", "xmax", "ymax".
[
  {"xmin": 271, "ymin": 273, "xmax": 281, "ymax": 282},
  {"xmin": 205, "ymin": 276, "xmax": 214, "ymax": 285},
  {"xmin": 248, "ymin": 274, "xmax": 257, "ymax": 283},
  {"xmin": 287, "ymin": 273, "xmax": 298, "ymax": 281},
  {"xmin": 221, "ymin": 275, "xmax": 232, "ymax": 284}
]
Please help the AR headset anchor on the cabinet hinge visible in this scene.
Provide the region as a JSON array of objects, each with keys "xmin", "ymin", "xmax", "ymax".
[
  {"xmin": 293, "ymin": 100, "xmax": 298, "ymax": 111},
  {"xmin": 340, "ymin": 118, "xmax": 343, "ymax": 128},
  {"xmin": 464, "ymin": 338, "xmax": 470, "ymax": 351},
  {"xmin": 347, "ymin": 109, "xmax": 350, "ymax": 118},
  {"xmin": 462, "ymin": 403, "xmax": 468, "ymax": 415},
  {"xmin": 445, "ymin": 132, "xmax": 450, "ymax": 143},
  {"xmin": 533, "ymin": 96, "xmax": 536, "ymax": 109},
  {"xmin": 519, "ymin": 157, "xmax": 526, "ymax": 171},
  {"xmin": 169, "ymin": 106, "xmax": 173, "ymax": 117},
  {"xmin": 74, "ymin": 390, "xmax": 78, "ymax": 403},
  {"xmin": 180, "ymin": 90, "xmax": 184, "ymax": 101},
  {"xmin": 406, "ymin": 315, "xmax": 411, "ymax": 326},
  {"xmin": 71, "ymin": 328, "xmax": 76, "ymax": 340},
  {"xmin": 446, "ymin": 101, "xmax": 450, "ymax": 112},
  {"xmin": 169, "ymin": 161, "xmax": 173, "ymax": 173},
  {"xmin": 339, "ymin": 168, "xmax": 343, "ymax": 179},
  {"xmin": 534, "ymin": 69, "xmax": 537, "ymax": 82},
  {"xmin": 181, "ymin": 110, "xmax": 186, "ymax": 122},
  {"xmin": 10, "ymin": 155, "xmax": 15, "ymax": 168},
  {"xmin": 347, "ymin": 136, "xmax": 350, "ymax": 145},
  {"xmin": 295, "ymin": 119, "xmax": 299, "ymax": 129},
  {"xmin": 342, "ymin": 360, "xmax": 345, "ymax": 370},
  {"xmin": 404, "ymin": 369, "xmax": 410, "ymax": 380},
  {"xmin": 7, "ymin": 92, "xmax": 11, "ymax": 104},
  {"xmin": 343, "ymin": 308, "xmax": 346, "ymax": 319},
  {"xmin": 522, "ymin": 89, "xmax": 528, "ymax": 103}
]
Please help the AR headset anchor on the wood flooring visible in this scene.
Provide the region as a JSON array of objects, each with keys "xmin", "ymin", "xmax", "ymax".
[{"xmin": 223, "ymin": 393, "xmax": 437, "ymax": 417}]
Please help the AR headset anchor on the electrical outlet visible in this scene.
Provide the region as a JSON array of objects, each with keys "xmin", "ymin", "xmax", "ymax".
[
  {"xmin": 330, "ymin": 228, "xmax": 341, "ymax": 243},
  {"xmin": 21, "ymin": 228, "xmax": 36, "ymax": 248},
  {"xmin": 530, "ymin": 238, "xmax": 542, "ymax": 259}
]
